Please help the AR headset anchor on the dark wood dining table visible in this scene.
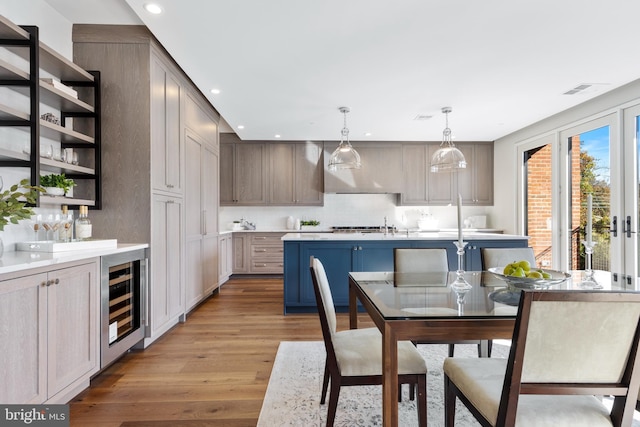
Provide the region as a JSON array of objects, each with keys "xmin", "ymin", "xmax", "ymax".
[{"xmin": 348, "ymin": 269, "xmax": 633, "ymax": 427}]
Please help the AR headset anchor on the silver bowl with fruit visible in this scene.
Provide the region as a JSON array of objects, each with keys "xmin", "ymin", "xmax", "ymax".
[{"xmin": 488, "ymin": 264, "xmax": 571, "ymax": 290}]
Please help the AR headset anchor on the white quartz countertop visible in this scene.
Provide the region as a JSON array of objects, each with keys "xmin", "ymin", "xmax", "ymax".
[
  {"xmin": 281, "ymin": 232, "xmax": 528, "ymax": 241},
  {"xmin": 0, "ymin": 243, "xmax": 149, "ymax": 276}
]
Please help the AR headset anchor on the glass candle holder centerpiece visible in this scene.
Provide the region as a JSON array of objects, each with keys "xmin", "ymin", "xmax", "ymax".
[{"xmin": 451, "ymin": 240, "xmax": 472, "ymax": 291}]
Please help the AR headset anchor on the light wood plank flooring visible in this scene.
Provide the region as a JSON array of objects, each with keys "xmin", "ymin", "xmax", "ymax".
[{"xmin": 70, "ymin": 276, "xmax": 372, "ymax": 426}]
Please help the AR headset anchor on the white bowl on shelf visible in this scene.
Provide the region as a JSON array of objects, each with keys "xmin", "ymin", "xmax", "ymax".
[{"xmin": 44, "ymin": 187, "xmax": 64, "ymax": 196}]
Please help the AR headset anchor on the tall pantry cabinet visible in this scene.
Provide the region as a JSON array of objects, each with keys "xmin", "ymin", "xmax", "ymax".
[{"xmin": 72, "ymin": 25, "xmax": 221, "ymax": 346}]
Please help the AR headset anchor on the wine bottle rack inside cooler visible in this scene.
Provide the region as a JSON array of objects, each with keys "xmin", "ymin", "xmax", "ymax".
[
  {"xmin": 108, "ymin": 261, "xmax": 136, "ymax": 343},
  {"xmin": 101, "ymin": 248, "xmax": 147, "ymax": 368}
]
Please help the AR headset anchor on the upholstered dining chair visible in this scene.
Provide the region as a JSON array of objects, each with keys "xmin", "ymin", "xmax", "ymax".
[
  {"xmin": 309, "ymin": 256, "xmax": 428, "ymax": 427},
  {"xmin": 393, "ymin": 248, "xmax": 489, "ymax": 357},
  {"xmin": 481, "ymin": 247, "xmax": 536, "ymax": 271},
  {"xmin": 394, "ymin": 247, "xmax": 450, "ymax": 273},
  {"xmin": 444, "ymin": 289, "xmax": 640, "ymax": 427}
]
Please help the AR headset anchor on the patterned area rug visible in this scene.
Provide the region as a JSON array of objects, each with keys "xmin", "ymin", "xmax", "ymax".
[
  {"xmin": 258, "ymin": 341, "xmax": 640, "ymax": 427},
  {"xmin": 257, "ymin": 341, "xmax": 508, "ymax": 427}
]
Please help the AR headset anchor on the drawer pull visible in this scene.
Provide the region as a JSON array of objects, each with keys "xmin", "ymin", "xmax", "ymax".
[
  {"xmin": 254, "ymin": 237, "xmax": 267, "ymax": 240},
  {"xmin": 255, "ymin": 249, "xmax": 267, "ymax": 252}
]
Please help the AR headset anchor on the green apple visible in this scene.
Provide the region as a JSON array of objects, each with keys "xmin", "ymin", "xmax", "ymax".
[{"xmin": 517, "ymin": 260, "xmax": 531, "ymax": 272}]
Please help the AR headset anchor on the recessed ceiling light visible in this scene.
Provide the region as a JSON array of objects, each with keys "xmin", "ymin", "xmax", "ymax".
[
  {"xmin": 275, "ymin": 134, "xmax": 281, "ymax": 138},
  {"xmin": 364, "ymin": 132, "xmax": 372, "ymax": 136},
  {"xmin": 144, "ymin": 3, "xmax": 163, "ymax": 14},
  {"xmin": 237, "ymin": 125, "xmax": 245, "ymax": 129},
  {"xmin": 210, "ymin": 88, "xmax": 220, "ymax": 94}
]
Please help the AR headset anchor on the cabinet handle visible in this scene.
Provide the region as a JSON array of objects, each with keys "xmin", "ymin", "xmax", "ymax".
[
  {"xmin": 255, "ymin": 249, "xmax": 267, "ymax": 252},
  {"xmin": 254, "ymin": 237, "xmax": 267, "ymax": 240},
  {"xmin": 167, "ymin": 184, "xmax": 174, "ymax": 188},
  {"xmin": 53, "ymin": 278, "xmax": 59, "ymax": 285},
  {"xmin": 41, "ymin": 281, "xmax": 47, "ymax": 287},
  {"xmin": 167, "ymin": 200, "xmax": 175, "ymax": 204}
]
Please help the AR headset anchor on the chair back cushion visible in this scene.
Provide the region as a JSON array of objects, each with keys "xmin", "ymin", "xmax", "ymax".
[
  {"xmin": 311, "ymin": 257, "xmax": 337, "ymax": 335},
  {"xmin": 394, "ymin": 248, "xmax": 449, "ymax": 273},
  {"xmin": 481, "ymin": 247, "xmax": 536, "ymax": 269},
  {"xmin": 521, "ymin": 298, "xmax": 640, "ymax": 383}
]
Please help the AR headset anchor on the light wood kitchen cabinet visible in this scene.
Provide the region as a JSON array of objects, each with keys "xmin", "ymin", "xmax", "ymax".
[
  {"xmin": 220, "ymin": 134, "xmax": 267, "ymax": 205},
  {"xmin": 185, "ymin": 125, "xmax": 220, "ymax": 312},
  {"xmin": 399, "ymin": 142, "xmax": 493, "ymax": 206},
  {"xmin": 232, "ymin": 233, "xmax": 249, "ymax": 273},
  {"xmin": 456, "ymin": 142, "xmax": 494, "ymax": 205},
  {"xmin": 323, "ymin": 142, "xmax": 403, "ymax": 193},
  {"xmin": 218, "ymin": 233, "xmax": 233, "ymax": 284},
  {"xmin": 399, "ymin": 144, "xmax": 453, "ymax": 205},
  {"xmin": 0, "ymin": 261, "xmax": 99, "ymax": 404},
  {"xmin": 0, "ymin": 272, "xmax": 47, "ymax": 403},
  {"xmin": 269, "ymin": 142, "xmax": 323, "ymax": 205},
  {"xmin": 426, "ymin": 144, "xmax": 456, "ymax": 204},
  {"xmin": 232, "ymin": 232, "xmax": 285, "ymax": 274},
  {"xmin": 151, "ymin": 194, "xmax": 183, "ymax": 338},
  {"xmin": 74, "ymin": 25, "xmax": 220, "ymax": 345},
  {"xmin": 151, "ymin": 53, "xmax": 183, "ymax": 195},
  {"xmin": 46, "ymin": 262, "xmax": 99, "ymax": 401}
]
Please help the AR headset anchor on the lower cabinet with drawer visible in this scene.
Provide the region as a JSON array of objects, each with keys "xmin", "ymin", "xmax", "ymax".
[{"xmin": 233, "ymin": 232, "xmax": 285, "ymax": 274}]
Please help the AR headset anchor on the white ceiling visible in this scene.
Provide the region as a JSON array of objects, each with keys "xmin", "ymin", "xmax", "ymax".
[{"xmin": 45, "ymin": 0, "xmax": 640, "ymax": 142}]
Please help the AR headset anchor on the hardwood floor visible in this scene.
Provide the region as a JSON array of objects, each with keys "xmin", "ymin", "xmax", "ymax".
[{"xmin": 70, "ymin": 276, "xmax": 372, "ymax": 426}]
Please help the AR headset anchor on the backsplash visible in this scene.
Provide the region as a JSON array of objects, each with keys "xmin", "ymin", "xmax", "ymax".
[{"xmin": 219, "ymin": 194, "xmax": 492, "ymax": 231}]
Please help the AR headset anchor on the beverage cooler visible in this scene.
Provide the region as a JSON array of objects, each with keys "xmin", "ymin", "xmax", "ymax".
[{"xmin": 101, "ymin": 248, "xmax": 148, "ymax": 368}]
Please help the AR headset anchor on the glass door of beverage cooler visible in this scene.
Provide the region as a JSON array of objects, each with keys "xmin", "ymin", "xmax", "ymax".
[{"xmin": 101, "ymin": 249, "xmax": 147, "ymax": 368}]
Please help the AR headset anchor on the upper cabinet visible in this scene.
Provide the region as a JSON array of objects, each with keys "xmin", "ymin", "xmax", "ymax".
[
  {"xmin": 151, "ymin": 53, "xmax": 182, "ymax": 195},
  {"xmin": 323, "ymin": 142, "xmax": 403, "ymax": 193},
  {"xmin": 0, "ymin": 15, "xmax": 101, "ymax": 208},
  {"xmin": 220, "ymin": 134, "xmax": 267, "ymax": 205},
  {"xmin": 456, "ymin": 142, "xmax": 494, "ymax": 205},
  {"xmin": 220, "ymin": 135, "xmax": 323, "ymax": 206},
  {"xmin": 269, "ymin": 142, "xmax": 323, "ymax": 205},
  {"xmin": 399, "ymin": 141, "xmax": 493, "ymax": 206}
]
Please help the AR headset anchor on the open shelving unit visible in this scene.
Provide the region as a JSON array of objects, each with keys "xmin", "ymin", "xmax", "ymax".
[{"xmin": 0, "ymin": 14, "xmax": 101, "ymax": 208}]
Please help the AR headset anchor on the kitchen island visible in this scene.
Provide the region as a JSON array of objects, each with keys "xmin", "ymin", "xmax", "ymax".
[{"xmin": 282, "ymin": 232, "xmax": 529, "ymax": 313}]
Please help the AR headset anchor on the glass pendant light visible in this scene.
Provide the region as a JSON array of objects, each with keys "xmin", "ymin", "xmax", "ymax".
[
  {"xmin": 430, "ymin": 107, "xmax": 467, "ymax": 173},
  {"xmin": 328, "ymin": 106, "xmax": 361, "ymax": 171}
]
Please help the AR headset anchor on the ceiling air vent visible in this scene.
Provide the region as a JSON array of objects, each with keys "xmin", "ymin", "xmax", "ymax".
[
  {"xmin": 564, "ymin": 84, "xmax": 592, "ymax": 95},
  {"xmin": 413, "ymin": 114, "xmax": 433, "ymax": 121}
]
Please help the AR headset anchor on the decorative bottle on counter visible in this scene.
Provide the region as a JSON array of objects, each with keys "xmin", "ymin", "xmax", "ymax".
[
  {"xmin": 61, "ymin": 205, "xmax": 73, "ymax": 242},
  {"xmin": 75, "ymin": 205, "xmax": 92, "ymax": 241}
]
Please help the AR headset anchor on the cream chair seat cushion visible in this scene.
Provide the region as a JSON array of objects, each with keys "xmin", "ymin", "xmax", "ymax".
[
  {"xmin": 443, "ymin": 357, "xmax": 614, "ymax": 427},
  {"xmin": 333, "ymin": 328, "xmax": 428, "ymax": 377}
]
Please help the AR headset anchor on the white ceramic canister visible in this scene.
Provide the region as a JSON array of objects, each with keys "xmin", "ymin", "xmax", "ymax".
[
  {"xmin": 294, "ymin": 218, "xmax": 301, "ymax": 230},
  {"xmin": 286, "ymin": 216, "xmax": 295, "ymax": 230}
]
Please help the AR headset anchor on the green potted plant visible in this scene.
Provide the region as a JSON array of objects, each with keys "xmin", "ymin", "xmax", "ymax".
[
  {"xmin": 0, "ymin": 178, "xmax": 45, "ymax": 257},
  {"xmin": 40, "ymin": 173, "xmax": 76, "ymax": 197},
  {"xmin": 300, "ymin": 219, "xmax": 320, "ymax": 230},
  {"xmin": 0, "ymin": 179, "xmax": 43, "ymax": 231}
]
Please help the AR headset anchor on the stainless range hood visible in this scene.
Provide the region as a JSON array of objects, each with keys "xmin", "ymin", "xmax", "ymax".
[{"xmin": 323, "ymin": 142, "xmax": 403, "ymax": 193}]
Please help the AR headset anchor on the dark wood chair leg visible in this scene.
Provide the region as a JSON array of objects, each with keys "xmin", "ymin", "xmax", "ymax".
[
  {"xmin": 448, "ymin": 344, "xmax": 455, "ymax": 357},
  {"xmin": 326, "ymin": 375, "xmax": 341, "ymax": 427},
  {"xmin": 417, "ymin": 375, "xmax": 427, "ymax": 427},
  {"xmin": 476, "ymin": 340, "xmax": 493, "ymax": 357},
  {"xmin": 444, "ymin": 374, "xmax": 456, "ymax": 427},
  {"xmin": 320, "ymin": 362, "xmax": 329, "ymax": 404}
]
